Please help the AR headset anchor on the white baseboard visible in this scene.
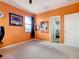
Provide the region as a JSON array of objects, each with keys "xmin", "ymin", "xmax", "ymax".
[{"xmin": 0, "ymin": 40, "xmax": 31, "ymax": 49}]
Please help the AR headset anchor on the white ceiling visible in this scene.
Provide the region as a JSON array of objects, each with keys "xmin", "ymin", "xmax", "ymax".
[{"xmin": 2, "ymin": 0, "xmax": 79, "ymax": 14}]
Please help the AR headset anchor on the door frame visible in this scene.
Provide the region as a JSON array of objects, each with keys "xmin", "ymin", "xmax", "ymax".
[{"xmin": 49, "ymin": 16, "xmax": 61, "ymax": 43}]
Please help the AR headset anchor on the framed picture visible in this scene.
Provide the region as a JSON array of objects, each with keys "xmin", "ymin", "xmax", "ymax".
[
  {"xmin": 40, "ymin": 21, "xmax": 48, "ymax": 33},
  {"xmin": 9, "ymin": 13, "xmax": 23, "ymax": 26}
]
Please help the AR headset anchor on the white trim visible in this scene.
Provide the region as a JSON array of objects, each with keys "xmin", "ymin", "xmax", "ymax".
[{"xmin": 0, "ymin": 40, "xmax": 31, "ymax": 49}]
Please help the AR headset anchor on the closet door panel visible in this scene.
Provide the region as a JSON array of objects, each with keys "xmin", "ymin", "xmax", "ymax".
[
  {"xmin": 64, "ymin": 13, "xmax": 76, "ymax": 47},
  {"xmin": 75, "ymin": 13, "xmax": 79, "ymax": 47}
]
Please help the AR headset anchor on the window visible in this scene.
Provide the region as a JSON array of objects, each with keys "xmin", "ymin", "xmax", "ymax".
[{"xmin": 25, "ymin": 16, "xmax": 32, "ymax": 32}]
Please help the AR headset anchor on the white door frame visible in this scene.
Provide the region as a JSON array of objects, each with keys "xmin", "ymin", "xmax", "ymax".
[{"xmin": 49, "ymin": 16, "xmax": 61, "ymax": 43}]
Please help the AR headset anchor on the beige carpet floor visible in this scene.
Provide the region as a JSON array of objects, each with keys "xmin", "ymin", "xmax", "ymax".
[{"xmin": 0, "ymin": 40, "xmax": 79, "ymax": 59}]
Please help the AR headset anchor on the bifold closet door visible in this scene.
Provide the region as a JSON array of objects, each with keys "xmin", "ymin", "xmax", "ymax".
[
  {"xmin": 64, "ymin": 13, "xmax": 79, "ymax": 47},
  {"xmin": 75, "ymin": 13, "xmax": 79, "ymax": 47}
]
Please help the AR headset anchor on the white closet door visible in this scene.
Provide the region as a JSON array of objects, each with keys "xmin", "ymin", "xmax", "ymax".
[
  {"xmin": 75, "ymin": 13, "xmax": 79, "ymax": 47},
  {"xmin": 64, "ymin": 13, "xmax": 79, "ymax": 47}
]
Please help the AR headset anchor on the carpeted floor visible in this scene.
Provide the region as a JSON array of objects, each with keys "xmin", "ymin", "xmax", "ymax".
[{"xmin": 0, "ymin": 40, "xmax": 79, "ymax": 59}]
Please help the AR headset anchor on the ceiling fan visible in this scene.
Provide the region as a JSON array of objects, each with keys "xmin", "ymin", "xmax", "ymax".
[{"xmin": 29, "ymin": 0, "xmax": 32, "ymax": 4}]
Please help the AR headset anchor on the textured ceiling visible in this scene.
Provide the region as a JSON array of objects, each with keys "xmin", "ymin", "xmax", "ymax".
[{"xmin": 2, "ymin": 0, "xmax": 79, "ymax": 14}]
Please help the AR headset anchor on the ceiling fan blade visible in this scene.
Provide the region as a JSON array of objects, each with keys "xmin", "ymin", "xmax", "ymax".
[{"xmin": 29, "ymin": 0, "xmax": 32, "ymax": 4}]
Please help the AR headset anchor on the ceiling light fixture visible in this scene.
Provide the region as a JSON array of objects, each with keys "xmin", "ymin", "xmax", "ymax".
[{"xmin": 29, "ymin": 0, "xmax": 32, "ymax": 4}]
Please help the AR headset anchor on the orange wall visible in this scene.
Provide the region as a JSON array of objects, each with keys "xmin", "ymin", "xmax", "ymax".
[
  {"xmin": 35, "ymin": 2, "xmax": 79, "ymax": 43},
  {"xmin": 0, "ymin": 1, "xmax": 35, "ymax": 47}
]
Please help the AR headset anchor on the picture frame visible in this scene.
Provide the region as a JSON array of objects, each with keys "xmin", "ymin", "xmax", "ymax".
[
  {"xmin": 40, "ymin": 21, "xmax": 49, "ymax": 33},
  {"xmin": 9, "ymin": 13, "xmax": 23, "ymax": 26}
]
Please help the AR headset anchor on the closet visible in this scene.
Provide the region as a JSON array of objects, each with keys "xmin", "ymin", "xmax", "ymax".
[{"xmin": 64, "ymin": 12, "xmax": 79, "ymax": 47}]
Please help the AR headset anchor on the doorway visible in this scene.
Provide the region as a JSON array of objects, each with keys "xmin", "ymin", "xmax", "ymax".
[{"xmin": 50, "ymin": 16, "xmax": 61, "ymax": 43}]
